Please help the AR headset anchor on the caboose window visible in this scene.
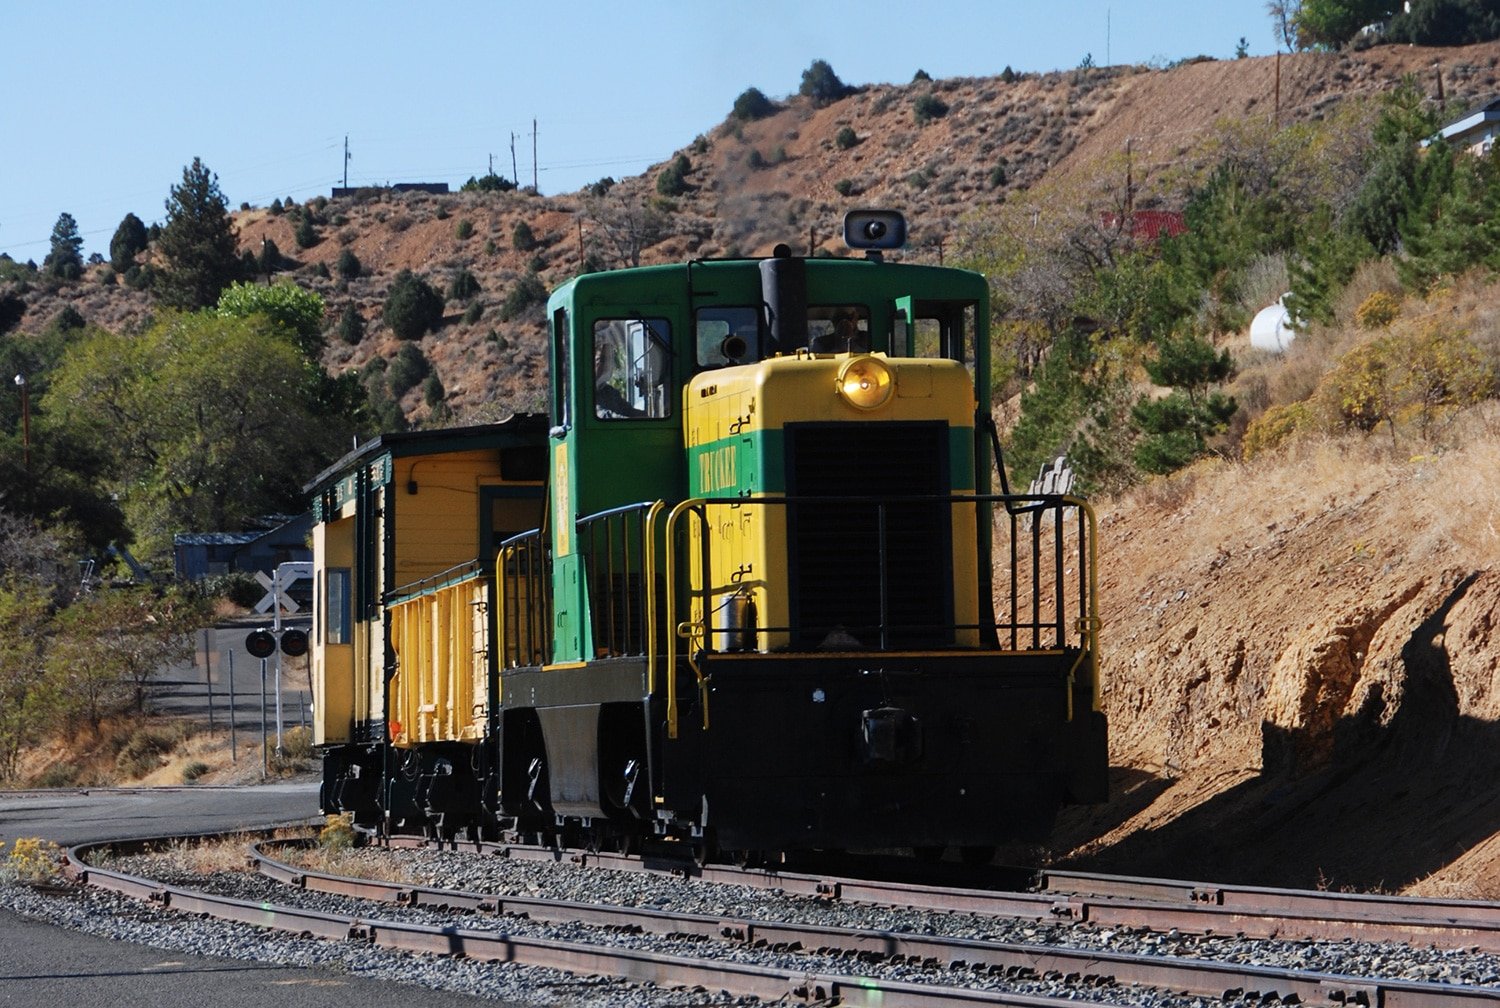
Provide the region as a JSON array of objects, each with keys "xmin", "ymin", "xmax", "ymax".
[
  {"xmin": 594, "ymin": 317, "xmax": 672, "ymax": 419},
  {"xmin": 325, "ymin": 567, "xmax": 351, "ymax": 645}
]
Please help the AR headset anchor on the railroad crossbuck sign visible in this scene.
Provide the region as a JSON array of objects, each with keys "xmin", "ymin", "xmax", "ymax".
[{"xmin": 254, "ymin": 562, "xmax": 313, "ymax": 614}]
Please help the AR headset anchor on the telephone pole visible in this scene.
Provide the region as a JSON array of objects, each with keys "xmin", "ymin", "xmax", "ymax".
[
  {"xmin": 343, "ymin": 135, "xmax": 351, "ymax": 188},
  {"xmin": 532, "ymin": 119, "xmax": 538, "ymax": 192},
  {"xmin": 510, "ymin": 133, "xmax": 519, "ymax": 187}
]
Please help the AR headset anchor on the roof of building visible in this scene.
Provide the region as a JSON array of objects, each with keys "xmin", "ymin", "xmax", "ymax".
[{"xmin": 1438, "ymin": 98, "xmax": 1500, "ymax": 142}]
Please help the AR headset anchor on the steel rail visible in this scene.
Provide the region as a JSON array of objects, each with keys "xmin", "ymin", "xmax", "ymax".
[
  {"xmin": 254, "ymin": 840, "xmax": 1500, "ymax": 1007},
  {"xmin": 394, "ymin": 836, "xmax": 1500, "ymax": 954},
  {"xmin": 58, "ymin": 837, "xmax": 1118, "ymax": 1008},
  {"xmin": 1038, "ymin": 866, "xmax": 1500, "ymax": 927}
]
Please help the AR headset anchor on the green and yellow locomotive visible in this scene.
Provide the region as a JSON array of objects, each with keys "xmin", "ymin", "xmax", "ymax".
[{"xmin": 312, "ymin": 211, "xmax": 1107, "ymax": 858}]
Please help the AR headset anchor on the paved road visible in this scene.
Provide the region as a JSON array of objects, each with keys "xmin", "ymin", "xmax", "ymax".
[
  {"xmin": 0, "ymin": 780, "xmax": 321, "ymax": 846},
  {"xmin": 153, "ymin": 617, "xmax": 315, "ymax": 737},
  {"xmin": 0, "ymin": 785, "xmax": 513, "ymax": 1007}
]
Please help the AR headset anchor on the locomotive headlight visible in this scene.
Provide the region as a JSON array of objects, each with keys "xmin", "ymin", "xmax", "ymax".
[{"xmin": 835, "ymin": 356, "xmax": 894, "ymax": 410}]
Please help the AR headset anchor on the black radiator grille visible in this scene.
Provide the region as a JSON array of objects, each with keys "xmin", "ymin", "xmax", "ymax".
[{"xmin": 785, "ymin": 422, "xmax": 953, "ymax": 648}]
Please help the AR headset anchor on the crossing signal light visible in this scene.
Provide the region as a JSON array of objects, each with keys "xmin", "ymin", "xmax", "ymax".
[
  {"xmin": 245, "ymin": 629, "xmax": 276, "ymax": 659},
  {"xmin": 280, "ymin": 628, "xmax": 309, "ymax": 657}
]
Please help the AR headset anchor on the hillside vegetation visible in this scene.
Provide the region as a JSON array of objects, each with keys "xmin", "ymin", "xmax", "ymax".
[{"xmin": 4, "ymin": 43, "xmax": 1500, "ymax": 892}]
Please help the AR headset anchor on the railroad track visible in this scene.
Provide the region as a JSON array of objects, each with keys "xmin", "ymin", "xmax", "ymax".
[
  {"xmin": 388, "ymin": 836, "xmax": 1500, "ymax": 953},
  {"xmin": 58, "ymin": 833, "xmax": 1500, "ymax": 1007}
]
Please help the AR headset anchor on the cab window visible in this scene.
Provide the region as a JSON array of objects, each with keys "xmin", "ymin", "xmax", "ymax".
[
  {"xmin": 808, "ymin": 304, "xmax": 870, "ymax": 353},
  {"xmin": 594, "ymin": 317, "xmax": 672, "ymax": 419},
  {"xmin": 695, "ymin": 306, "xmax": 761, "ymax": 368}
]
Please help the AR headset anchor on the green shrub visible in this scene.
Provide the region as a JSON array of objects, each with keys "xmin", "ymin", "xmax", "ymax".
[
  {"xmin": 422, "ymin": 373, "xmax": 445, "ymax": 407},
  {"xmin": 500, "ymin": 273, "xmax": 548, "ymax": 321},
  {"xmin": 730, "ymin": 86, "xmax": 776, "ymax": 121},
  {"xmin": 461, "ymin": 173, "xmax": 516, "ymax": 193},
  {"xmin": 834, "ymin": 179, "xmax": 855, "ymax": 197},
  {"xmin": 799, "ymin": 59, "xmax": 851, "ymax": 105},
  {"xmin": 835, "ymin": 126, "xmax": 858, "ymax": 150},
  {"xmin": 295, "ymin": 216, "xmax": 318, "ymax": 249},
  {"xmin": 455, "ymin": 218, "xmax": 474, "ymax": 240},
  {"xmin": 462, "ymin": 301, "xmax": 483, "ymax": 324},
  {"xmin": 337, "ymin": 305, "xmax": 365, "ymax": 345},
  {"xmin": 657, "ymin": 165, "xmax": 688, "ymax": 196},
  {"xmin": 201, "ymin": 571, "xmax": 262, "ymax": 608},
  {"xmin": 337, "ymin": 249, "xmax": 361, "ymax": 279},
  {"xmin": 447, "ymin": 267, "xmax": 481, "ymax": 301},
  {"xmin": 387, "ymin": 343, "xmax": 431, "ymax": 396},
  {"xmin": 913, "ymin": 93, "xmax": 950, "ymax": 124},
  {"xmin": 383, "ymin": 269, "xmax": 444, "ymax": 340},
  {"xmin": 512, "ymin": 221, "xmax": 537, "ymax": 251},
  {"xmin": 989, "ymin": 164, "xmax": 1008, "ymax": 188}
]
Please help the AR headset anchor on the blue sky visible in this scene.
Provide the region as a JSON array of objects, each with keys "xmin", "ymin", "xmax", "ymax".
[{"xmin": 0, "ymin": 1, "xmax": 1282, "ymax": 261}]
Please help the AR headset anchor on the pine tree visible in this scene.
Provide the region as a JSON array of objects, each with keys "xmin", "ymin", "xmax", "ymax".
[
  {"xmin": 155, "ymin": 157, "xmax": 243, "ymax": 309},
  {"xmin": 109, "ymin": 212, "xmax": 149, "ymax": 273},
  {"xmin": 1130, "ymin": 333, "xmax": 1236, "ymax": 474},
  {"xmin": 799, "ymin": 60, "xmax": 852, "ymax": 105},
  {"xmin": 43, "ymin": 213, "xmax": 84, "ymax": 280}
]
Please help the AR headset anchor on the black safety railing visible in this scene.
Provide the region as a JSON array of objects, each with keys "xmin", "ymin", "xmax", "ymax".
[
  {"xmin": 577, "ymin": 502, "xmax": 663, "ymax": 660},
  {"xmin": 664, "ymin": 493, "xmax": 1097, "ymax": 655}
]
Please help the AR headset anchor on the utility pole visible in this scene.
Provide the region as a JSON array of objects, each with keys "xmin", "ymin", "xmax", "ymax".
[
  {"xmin": 532, "ymin": 118, "xmax": 538, "ymax": 192},
  {"xmin": 488, "ymin": 152, "xmax": 494, "ymax": 177},
  {"xmin": 510, "ymin": 133, "xmax": 519, "ymax": 188},
  {"xmin": 1125, "ymin": 137, "xmax": 1134, "ymax": 216},
  {"xmin": 1274, "ymin": 52, "xmax": 1281, "ymax": 127},
  {"xmin": 343, "ymin": 135, "xmax": 351, "ymax": 188}
]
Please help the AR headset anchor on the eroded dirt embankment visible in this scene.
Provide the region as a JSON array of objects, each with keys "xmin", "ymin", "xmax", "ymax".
[{"xmin": 1050, "ymin": 420, "xmax": 1500, "ymax": 895}]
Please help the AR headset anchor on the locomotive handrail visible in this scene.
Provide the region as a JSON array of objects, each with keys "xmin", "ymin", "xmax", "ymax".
[
  {"xmin": 662, "ymin": 492, "xmax": 1102, "ymax": 736},
  {"xmin": 663, "ymin": 498, "xmax": 708, "ymax": 740}
]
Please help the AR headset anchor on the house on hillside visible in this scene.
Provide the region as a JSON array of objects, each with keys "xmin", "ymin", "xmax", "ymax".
[
  {"xmin": 173, "ymin": 512, "xmax": 312, "ymax": 581},
  {"xmin": 1100, "ymin": 209, "xmax": 1187, "ymax": 243},
  {"xmin": 1433, "ymin": 98, "xmax": 1500, "ymax": 157}
]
